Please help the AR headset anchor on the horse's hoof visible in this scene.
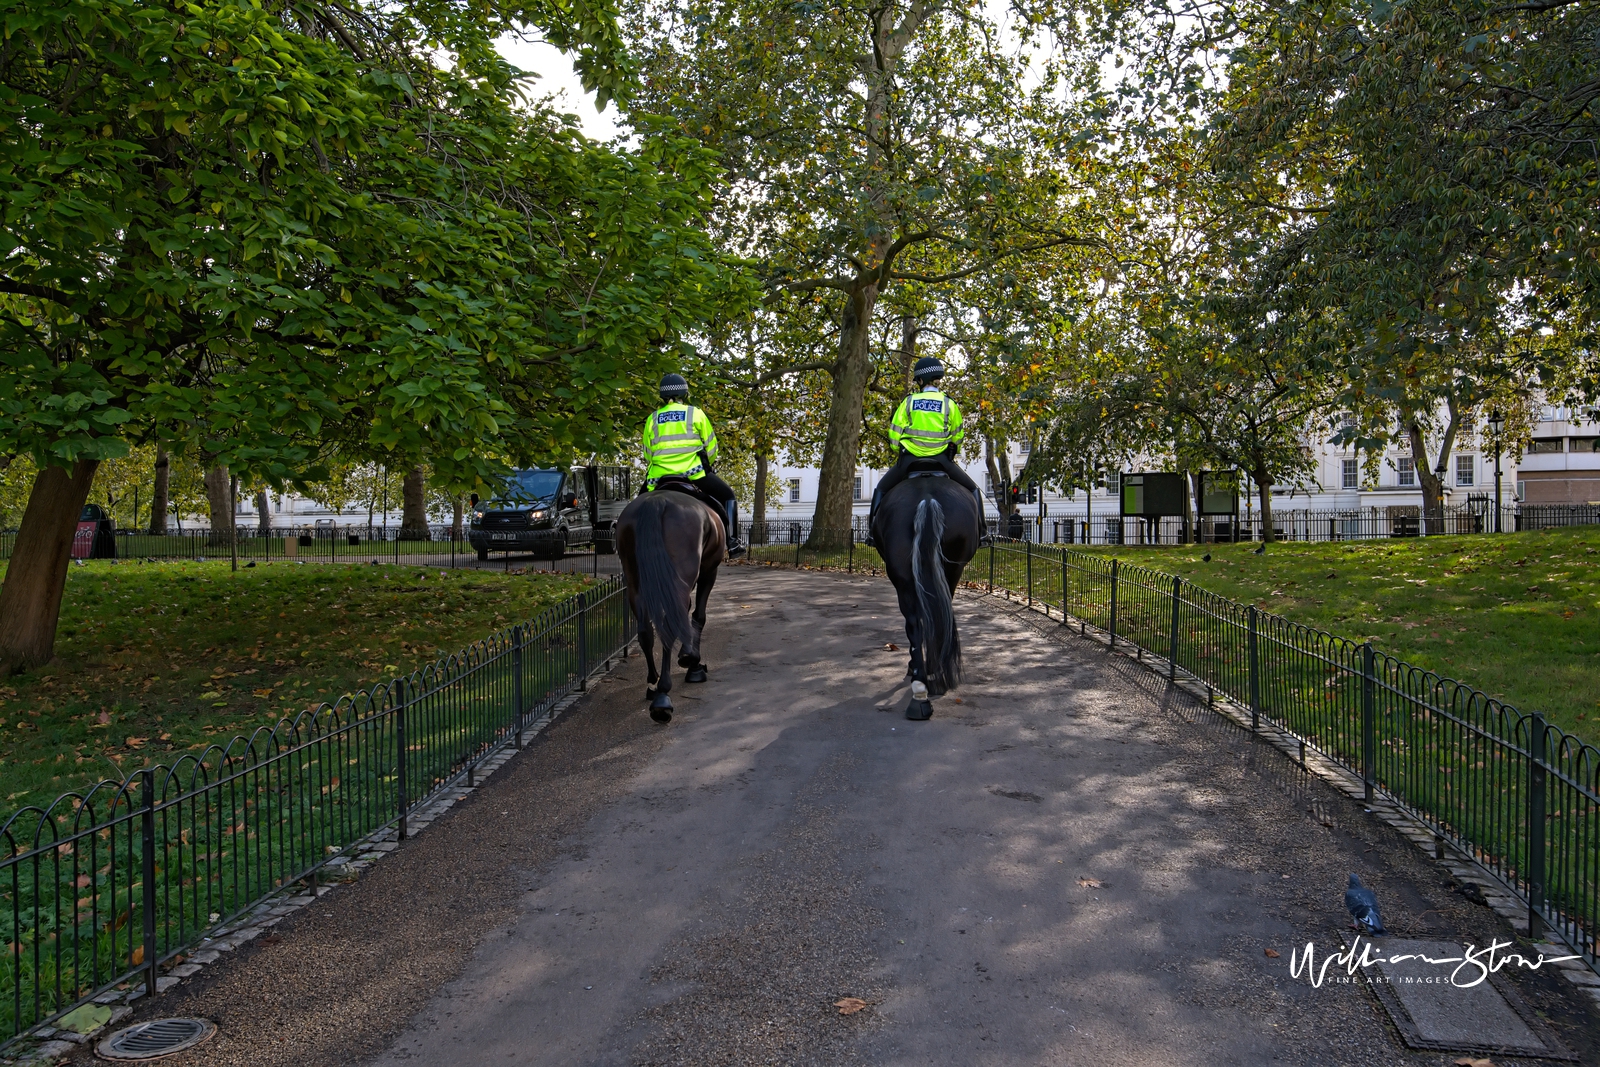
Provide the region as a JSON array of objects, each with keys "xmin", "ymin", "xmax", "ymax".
[
  {"xmin": 905, "ymin": 699, "xmax": 934, "ymax": 721},
  {"xmin": 685, "ymin": 665, "xmax": 708, "ymax": 683},
  {"xmin": 649, "ymin": 692, "xmax": 674, "ymax": 723}
]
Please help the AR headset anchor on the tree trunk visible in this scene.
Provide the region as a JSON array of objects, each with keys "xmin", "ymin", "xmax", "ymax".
[
  {"xmin": 752, "ymin": 453, "xmax": 768, "ymax": 540},
  {"xmin": 985, "ymin": 437, "xmax": 1016, "ymax": 517},
  {"xmin": 1253, "ymin": 465, "xmax": 1276, "ymax": 543},
  {"xmin": 400, "ymin": 465, "xmax": 431, "ymax": 540},
  {"xmin": 897, "ymin": 315, "xmax": 919, "ymax": 391},
  {"xmin": 255, "ymin": 490, "xmax": 271, "ymax": 535},
  {"xmin": 204, "ymin": 465, "xmax": 234, "ymax": 546},
  {"xmin": 0, "ymin": 460, "xmax": 100, "ymax": 674},
  {"xmin": 1406, "ymin": 415, "xmax": 1458, "ymax": 536},
  {"xmin": 149, "ymin": 446, "xmax": 170, "ymax": 535},
  {"xmin": 451, "ymin": 496, "xmax": 464, "ymax": 541},
  {"xmin": 809, "ymin": 283, "xmax": 877, "ymax": 546}
]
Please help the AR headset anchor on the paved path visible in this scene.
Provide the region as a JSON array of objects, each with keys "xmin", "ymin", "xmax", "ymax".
[{"xmin": 101, "ymin": 567, "xmax": 1596, "ymax": 1067}]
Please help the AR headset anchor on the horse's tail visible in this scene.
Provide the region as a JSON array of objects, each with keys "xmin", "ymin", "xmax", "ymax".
[
  {"xmin": 912, "ymin": 496, "xmax": 961, "ymax": 694},
  {"xmin": 633, "ymin": 498, "xmax": 697, "ymax": 650}
]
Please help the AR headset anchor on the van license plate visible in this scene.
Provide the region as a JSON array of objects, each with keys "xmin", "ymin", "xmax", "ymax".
[{"xmin": 490, "ymin": 533, "xmax": 517, "ymax": 541}]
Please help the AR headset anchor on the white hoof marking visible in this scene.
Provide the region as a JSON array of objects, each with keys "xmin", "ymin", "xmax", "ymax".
[{"xmin": 911, "ymin": 680, "xmax": 929, "ymax": 701}]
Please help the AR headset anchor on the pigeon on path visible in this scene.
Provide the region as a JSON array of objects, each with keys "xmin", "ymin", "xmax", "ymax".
[
  {"xmin": 1345, "ymin": 873, "xmax": 1386, "ymax": 935},
  {"xmin": 1253, "ymin": 542, "xmax": 1267, "ymax": 556},
  {"xmin": 1201, "ymin": 553, "xmax": 1212, "ymax": 562}
]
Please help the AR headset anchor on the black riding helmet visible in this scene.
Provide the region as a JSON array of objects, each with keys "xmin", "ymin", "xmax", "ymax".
[
  {"xmin": 659, "ymin": 373, "xmax": 689, "ymax": 401},
  {"xmin": 912, "ymin": 356, "xmax": 945, "ymax": 384}
]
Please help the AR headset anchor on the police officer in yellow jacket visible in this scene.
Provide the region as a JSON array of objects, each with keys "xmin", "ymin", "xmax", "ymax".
[
  {"xmin": 642, "ymin": 373, "xmax": 745, "ymax": 558},
  {"xmin": 864, "ymin": 357, "xmax": 985, "ymax": 546}
]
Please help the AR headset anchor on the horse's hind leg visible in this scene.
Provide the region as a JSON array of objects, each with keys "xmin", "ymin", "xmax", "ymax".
[
  {"xmin": 680, "ymin": 571, "xmax": 715, "ymax": 682},
  {"xmin": 639, "ymin": 616, "xmax": 661, "ymax": 701},
  {"xmin": 895, "ymin": 582, "xmax": 933, "ymax": 721},
  {"xmin": 650, "ymin": 635, "xmax": 676, "ymax": 723}
]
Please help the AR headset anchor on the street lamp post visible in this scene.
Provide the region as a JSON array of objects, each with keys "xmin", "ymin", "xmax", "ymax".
[{"xmin": 1487, "ymin": 410, "xmax": 1505, "ymax": 534}]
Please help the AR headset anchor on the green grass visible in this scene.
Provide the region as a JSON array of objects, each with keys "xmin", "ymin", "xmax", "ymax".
[
  {"xmin": 1076, "ymin": 528, "xmax": 1600, "ymax": 745},
  {"xmin": 0, "ymin": 560, "xmax": 589, "ymax": 816}
]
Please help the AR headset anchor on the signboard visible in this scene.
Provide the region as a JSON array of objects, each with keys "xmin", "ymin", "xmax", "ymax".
[
  {"xmin": 70, "ymin": 521, "xmax": 96, "ymax": 559},
  {"xmin": 1119, "ymin": 472, "xmax": 1186, "ymax": 517},
  {"xmin": 1197, "ymin": 470, "xmax": 1240, "ymax": 516}
]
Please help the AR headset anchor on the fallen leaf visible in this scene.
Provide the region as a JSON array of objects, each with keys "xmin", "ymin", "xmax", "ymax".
[
  {"xmin": 124, "ymin": 737, "xmax": 146, "ymax": 749},
  {"xmin": 199, "ymin": 690, "xmax": 222, "ymax": 700},
  {"xmin": 1452, "ymin": 1059, "xmax": 1494, "ymax": 1067},
  {"xmin": 884, "ymin": 643, "xmax": 899, "ymax": 651},
  {"xmin": 1264, "ymin": 948, "xmax": 1280, "ymax": 958},
  {"xmin": 253, "ymin": 688, "xmax": 274, "ymax": 698},
  {"xmin": 96, "ymin": 711, "xmax": 111, "ymax": 725},
  {"xmin": 130, "ymin": 944, "xmax": 144, "ymax": 966},
  {"xmin": 1077, "ymin": 877, "xmax": 1102, "ymax": 888},
  {"xmin": 834, "ymin": 997, "xmax": 868, "ymax": 1015},
  {"xmin": 75, "ymin": 874, "xmax": 91, "ymax": 888}
]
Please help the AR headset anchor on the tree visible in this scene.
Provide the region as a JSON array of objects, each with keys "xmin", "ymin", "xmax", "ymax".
[
  {"xmin": 0, "ymin": 0, "xmax": 747, "ymax": 672},
  {"xmin": 623, "ymin": 0, "xmax": 1108, "ymax": 541},
  {"xmin": 400, "ymin": 465, "xmax": 431, "ymax": 540}
]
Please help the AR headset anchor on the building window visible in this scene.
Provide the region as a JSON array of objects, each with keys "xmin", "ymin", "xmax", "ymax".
[
  {"xmin": 1341, "ymin": 458, "xmax": 1359, "ymax": 490},
  {"xmin": 1455, "ymin": 455, "xmax": 1474, "ymax": 487},
  {"xmin": 1527, "ymin": 438, "xmax": 1565, "ymax": 454},
  {"xmin": 1017, "ymin": 440, "xmax": 1030, "ymax": 454},
  {"xmin": 1396, "ymin": 456, "xmax": 1416, "ymax": 487},
  {"xmin": 1105, "ymin": 472, "xmax": 1120, "ymax": 497},
  {"xmin": 852, "ymin": 475, "xmax": 863, "ymax": 501},
  {"xmin": 788, "ymin": 478, "xmax": 801, "ymax": 503}
]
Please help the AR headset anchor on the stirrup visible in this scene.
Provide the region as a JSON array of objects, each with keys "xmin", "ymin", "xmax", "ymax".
[{"xmin": 726, "ymin": 539, "xmax": 746, "ymax": 560}]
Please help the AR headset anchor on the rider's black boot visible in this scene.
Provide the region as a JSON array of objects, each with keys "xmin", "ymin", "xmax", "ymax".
[
  {"xmin": 725, "ymin": 504, "xmax": 746, "ymax": 559},
  {"xmin": 863, "ymin": 484, "xmax": 884, "ymax": 548},
  {"xmin": 974, "ymin": 489, "xmax": 992, "ymax": 545}
]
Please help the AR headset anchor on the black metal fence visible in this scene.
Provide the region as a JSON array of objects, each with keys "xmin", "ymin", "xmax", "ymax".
[
  {"xmin": 0, "ymin": 524, "xmax": 473, "ymax": 567},
  {"xmin": 0, "ymin": 577, "xmax": 631, "ymax": 1050},
  {"xmin": 980, "ymin": 539, "xmax": 1598, "ymax": 971},
  {"xmin": 1041, "ymin": 504, "xmax": 1600, "ymax": 544}
]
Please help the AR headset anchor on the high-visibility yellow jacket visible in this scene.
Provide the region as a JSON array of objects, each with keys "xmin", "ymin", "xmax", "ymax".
[
  {"xmin": 890, "ymin": 388, "xmax": 963, "ymax": 457},
  {"xmin": 642, "ymin": 402, "xmax": 719, "ymax": 485}
]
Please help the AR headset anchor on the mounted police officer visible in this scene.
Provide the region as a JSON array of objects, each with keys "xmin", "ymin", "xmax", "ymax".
[
  {"xmin": 642, "ymin": 373, "xmax": 746, "ymax": 559},
  {"xmin": 864, "ymin": 356, "xmax": 985, "ymax": 547}
]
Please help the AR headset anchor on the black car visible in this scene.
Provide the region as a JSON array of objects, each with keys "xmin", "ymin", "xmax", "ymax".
[{"xmin": 468, "ymin": 466, "xmax": 631, "ymax": 561}]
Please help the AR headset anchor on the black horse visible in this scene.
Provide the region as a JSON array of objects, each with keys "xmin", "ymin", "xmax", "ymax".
[
  {"xmin": 871, "ymin": 468, "xmax": 983, "ymax": 719},
  {"xmin": 616, "ymin": 487, "xmax": 725, "ymax": 723}
]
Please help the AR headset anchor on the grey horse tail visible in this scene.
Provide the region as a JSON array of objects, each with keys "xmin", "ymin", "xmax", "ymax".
[
  {"xmin": 912, "ymin": 496, "xmax": 961, "ymax": 694},
  {"xmin": 633, "ymin": 498, "xmax": 697, "ymax": 651}
]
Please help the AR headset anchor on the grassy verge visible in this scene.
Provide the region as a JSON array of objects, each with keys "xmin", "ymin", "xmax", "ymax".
[
  {"xmin": 0, "ymin": 561, "xmax": 589, "ymax": 814},
  {"xmin": 1075, "ymin": 528, "xmax": 1600, "ymax": 745}
]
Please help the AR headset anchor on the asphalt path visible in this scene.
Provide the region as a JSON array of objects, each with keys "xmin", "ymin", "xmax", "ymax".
[{"xmin": 89, "ymin": 566, "xmax": 1597, "ymax": 1067}]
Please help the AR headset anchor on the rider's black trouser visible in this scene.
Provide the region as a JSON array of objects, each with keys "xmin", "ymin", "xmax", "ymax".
[
  {"xmin": 874, "ymin": 446, "xmax": 980, "ymax": 503},
  {"xmin": 695, "ymin": 472, "xmax": 739, "ymax": 537}
]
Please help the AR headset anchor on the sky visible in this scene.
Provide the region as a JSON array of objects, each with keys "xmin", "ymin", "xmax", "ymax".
[{"xmin": 494, "ymin": 33, "xmax": 627, "ymax": 142}]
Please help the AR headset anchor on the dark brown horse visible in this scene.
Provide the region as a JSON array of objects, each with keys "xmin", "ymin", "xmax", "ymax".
[{"xmin": 615, "ymin": 488, "xmax": 725, "ymax": 722}]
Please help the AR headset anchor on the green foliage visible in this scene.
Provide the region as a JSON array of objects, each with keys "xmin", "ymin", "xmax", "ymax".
[{"xmin": 0, "ymin": 0, "xmax": 751, "ymax": 493}]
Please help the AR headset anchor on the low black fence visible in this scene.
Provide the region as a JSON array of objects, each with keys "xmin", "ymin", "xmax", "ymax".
[
  {"xmin": 1044, "ymin": 504, "xmax": 1599, "ymax": 544},
  {"xmin": 982, "ymin": 539, "xmax": 1598, "ymax": 971},
  {"xmin": 0, "ymin": 577, "xmax": 631, "ymax": 1050},
  {"xmin": 738, "ymin": 503, "xmax": 1600, "ymax": 549}
]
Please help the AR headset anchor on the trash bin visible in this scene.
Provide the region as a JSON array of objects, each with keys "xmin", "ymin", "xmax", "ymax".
[{"xmin": 72, "ymin": 505, "xmax": 117, "ymax": 559}]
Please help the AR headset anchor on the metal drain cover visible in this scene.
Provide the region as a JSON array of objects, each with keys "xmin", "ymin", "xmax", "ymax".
[{"xmin": 97, "ymin": 1017, "xmax": 216, "ymax": 1060}]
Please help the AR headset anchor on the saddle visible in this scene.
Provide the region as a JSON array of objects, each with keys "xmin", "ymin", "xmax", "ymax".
[
  {"xmin": 905, "ymin": 458, "xmax": 950, "ymax": 478},
  {"xmin": 651, "ymin": 476, "xmax": 725, "ymax": 520}
]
